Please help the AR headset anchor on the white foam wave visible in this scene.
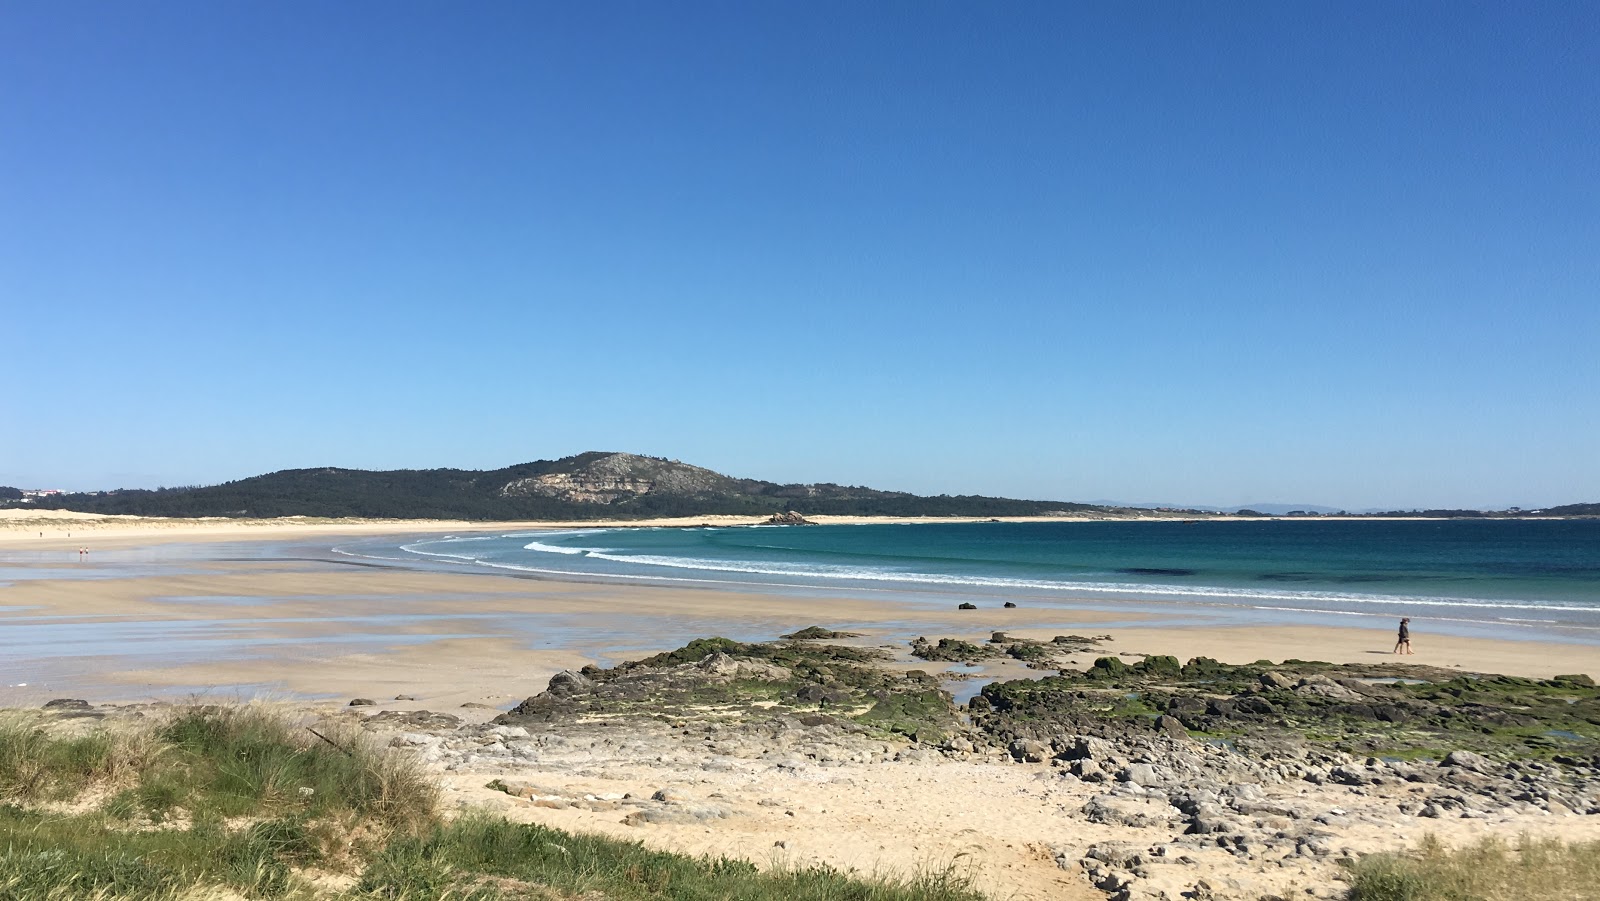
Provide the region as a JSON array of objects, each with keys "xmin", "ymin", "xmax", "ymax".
[
  {"xmin": 544, "ymin": 550, "xmax": 1596, "ymax": 614},
  {"xmin": 384, "ymin": 536, "xmax": 1595, "ymax": 619},
  {"xmin": 522, "ymin": 541, "xmax": 607, "ymax": 555}
]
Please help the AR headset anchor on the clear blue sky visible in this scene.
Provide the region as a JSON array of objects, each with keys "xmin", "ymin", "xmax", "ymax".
[{"xmin": 3, "ymin": 2, "xmax": 1596, "ymax": 510}]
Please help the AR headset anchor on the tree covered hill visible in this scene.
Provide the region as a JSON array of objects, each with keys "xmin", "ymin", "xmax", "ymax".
[{"xmin": 20, "ymin": 452, "xmax": 1103, "ymax": 520}]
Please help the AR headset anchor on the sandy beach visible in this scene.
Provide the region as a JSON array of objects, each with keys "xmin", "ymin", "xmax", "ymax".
[
  {"xmin": 6, "ymin": 515, "xmax": 1600, "ymax": 900},
  {"xmin": 5, "ymin": 515, "xmax": 1599, "ymax": 704},
  {"xmin": 8, "ymin": 507, "xmax": 1497, "ymax": 551}
]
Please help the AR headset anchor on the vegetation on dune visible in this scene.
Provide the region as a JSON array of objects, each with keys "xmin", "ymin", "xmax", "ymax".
[
  {"xmin": 361, "ymin": 814, "xmax": 981, "ymax": 901},
  {"xmin": 1346, "ymin": 834, "xmax": 1600, "ymax": 901},
  {"xmin": 0, "ymin": 705, "xmax": 984, "ymax": 901}
]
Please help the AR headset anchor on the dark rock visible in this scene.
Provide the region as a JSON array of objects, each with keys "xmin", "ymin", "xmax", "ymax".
[
  {"xmin": 1066, "ymin": 735, "xmax": 1116, "ymax": 761},
  {"xmin": 1140, "ymin": 655, "xmax": 1182, "ymax": 678},
  {"xmin": 911, "ymin": 636, "xmax": 993, "ymax": 662},
  {"xmin": 1260, "ymin": 672, "xmax": 1296, "ymax": 691},
  {"xmin": 1071, "ymin": 758, "xmax": 1108, "ymax": 782},
  {"xmin": 1371, "ymin": 704, "xmax": 1414, "ymax": 723},
  {"xmin": 1090, "ymin": 657, "xmax": 1129, "ymax": 677},
  {"xmin": 795, "ymin": 684, "xmax": 851, "ymax": 706},
  {"xmin": 1156, "ymin": 715, "xmax": 1189, "ymax": 738},
  {"xmin": 958, "ymin": 602, "xmax": 977, "ymax": 610},
  {"xmin": 42, "ymin": 699, "xmax": 91, "ymax": 710},
  {"xmin": 348, "ymin": 698, "xmax": 376, "ymax": 707},
  {"xmin": 546, "ymin": 669, "xmax": 594, "ymax": 698},
  {"xmin": 1010, "ymin": 738, "xmax": 1051, "ymax": 763},
  {"xmin": 1003, "ymin": 601, "xmax": 1018, "ymax": 608},
  {"xmin": 781, "ymin": 626, "xmax": 862, "ymax": 640}
]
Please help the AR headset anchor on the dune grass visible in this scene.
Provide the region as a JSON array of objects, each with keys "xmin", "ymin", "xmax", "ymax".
[
  {"xmin": 0, "ymin": 706, "xmax": 986, "ymax": 901},
  {"xmin": 0, "ymin": 716, "xmax": 157, "ymax": 803},
  {"xmin": 147, "ymin": 706, "xmax": 437, "ymax": 828},
  {"xmin": 0, "ymin": 803, "xmax": 310, "ymax": 899},
  {"xmin": 1346, "ymin": 834, "xmax": 1600, "ymax": 901},
  {"xmin": 355, "ymin": 812, "xmax": 982, "ymax": 901}
]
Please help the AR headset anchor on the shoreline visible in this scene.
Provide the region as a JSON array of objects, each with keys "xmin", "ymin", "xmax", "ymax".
[
  {"xmin": 1, "ymin": 528, "xmax": 1597, "ymax": 706},
  {"xmin": 3, "ymin": 508, "xmax": 1590, "ymax": 552},
  {"xmin": 6, "ymin": 522, "xmax": 1600, "ymax": 900}
]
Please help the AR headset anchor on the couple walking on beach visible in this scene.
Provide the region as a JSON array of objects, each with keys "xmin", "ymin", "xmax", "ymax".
[{"xmin": 1393, "ymin": 617, "xmax": 1414, "ymax": 655}]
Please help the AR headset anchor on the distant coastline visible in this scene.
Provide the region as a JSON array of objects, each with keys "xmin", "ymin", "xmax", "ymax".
[{"xmin": 3, "ymin": 507, "xmax": 1594, "ymax": 550}]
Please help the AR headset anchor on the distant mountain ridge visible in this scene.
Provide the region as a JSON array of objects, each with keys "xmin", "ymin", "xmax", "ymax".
[
  {"xmin": 18, "ymin": 451, "xmax": 1103, "ymax": 520},
  {"xmin": 11, "ymin": 453, "xmax": 1598, "ymax": 521}
]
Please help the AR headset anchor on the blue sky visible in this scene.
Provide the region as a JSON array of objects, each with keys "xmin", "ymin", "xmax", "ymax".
[{"xmin": 3, "ymin": 2, "xmax": 1596, "ymax": 510}]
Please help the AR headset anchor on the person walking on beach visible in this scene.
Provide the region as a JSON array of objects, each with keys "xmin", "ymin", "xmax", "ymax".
[{"xmin": 1394, "ymin": 617, "xmax": 1413, "ymax": 655}]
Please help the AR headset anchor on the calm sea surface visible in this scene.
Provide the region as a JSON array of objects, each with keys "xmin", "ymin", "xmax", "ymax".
[{"xmin": 362, "ymin": 520, "xmax": 1600, "ymax": 639}]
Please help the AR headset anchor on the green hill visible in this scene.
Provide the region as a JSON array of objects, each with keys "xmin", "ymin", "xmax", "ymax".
[{"xmin": 21, "ymin": 452, "xmax": 1101, "ymax": 520}]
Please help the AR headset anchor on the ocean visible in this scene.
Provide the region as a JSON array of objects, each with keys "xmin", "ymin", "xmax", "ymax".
[{"xmin": 362, "ymin": 519, "xmax": 1600, "ymax": 641}]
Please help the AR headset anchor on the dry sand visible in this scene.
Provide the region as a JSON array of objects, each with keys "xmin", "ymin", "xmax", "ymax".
[{"xmin": 0, "ymin": 508, "xmax": 1222, "ymax": 551}]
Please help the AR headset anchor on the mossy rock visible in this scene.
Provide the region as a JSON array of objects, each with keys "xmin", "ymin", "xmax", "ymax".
[
  {"xmin": 1135, "ymin": 655, "xmax": 1182, "ymax": 678},
  {"xmin": 858, "ymin": 689, "xmax": 956, "ymax": 739},
  {"xmin": 1181, "ymin": 656, "xmax": 1230, "ymax": 677},
  {"xmin": 781, "ymin": 626, "xmax": 862, "ymax": 640},
  {"xmin": 1089, "ymin": 657, "xmax": 1129, "ymax": 678},
  {"xmin": 1007, "ymin": 643, "xmax": 1051, "ymax": 662},
  {"xmin": 628, "ymin": 637, "xmax": 748, "ymax": 668}
]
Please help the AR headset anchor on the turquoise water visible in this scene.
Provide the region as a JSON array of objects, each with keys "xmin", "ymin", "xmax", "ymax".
[{"xmin": 371, "ymin": 520, "xmax": 1600, "ymax": 636}]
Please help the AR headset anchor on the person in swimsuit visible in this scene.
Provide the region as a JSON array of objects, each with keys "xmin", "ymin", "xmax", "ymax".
[{"xmin": 1394, "ymin": 617, "xmax": 1413, "ymax": 655}]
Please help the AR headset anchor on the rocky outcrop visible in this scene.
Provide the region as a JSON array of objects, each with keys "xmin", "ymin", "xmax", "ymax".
[
  {"xmin": 499, "ymin": 452, "xmax": 749, "ymax": 504},
  {"xmin": 762, "ymin": 510, "xmax": 814, "ymax": 525},
  {"xmin": 492, "ymin": 638, "xmax": 955, "ymax": 745},
  {"xmin": 781, "ymin": 626, "xmax": 863, "ymax": 640},
  {"xmin": 334, "ymin": 638, "xmax": 1600, "ymax": 901}
]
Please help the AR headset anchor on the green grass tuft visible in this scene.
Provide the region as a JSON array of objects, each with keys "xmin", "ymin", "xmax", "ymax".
[
  {"xmin": 0, "ymin": 716, "xmax": 155, "ymax": 803},
  {"xmin": 355, "ymin": 813, "xmax": 984, "ymax": 901},
  {"xmin": 1347, "ymin": 834, "xmax": 1600, "ymax": 901},
  {"xmin": 0, "ymin": 705, "xmax": 989, "ymax": 901},
  {"xmin": 156, "ymin": 706, "xmax": 436, "ymax": 827}
]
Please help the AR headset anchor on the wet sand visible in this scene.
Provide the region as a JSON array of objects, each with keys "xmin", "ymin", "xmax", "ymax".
[{"xmin": 2, "ymin": 529, "xmax": 1597, "ymax": 709}]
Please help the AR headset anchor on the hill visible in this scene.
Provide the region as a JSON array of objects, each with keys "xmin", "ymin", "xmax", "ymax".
[{"xmin": 19, "ymin": 452, "xmax": 1104, "ymax": 520}]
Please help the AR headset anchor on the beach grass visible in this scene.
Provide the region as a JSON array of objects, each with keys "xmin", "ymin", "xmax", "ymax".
[
  {"xmin": 0, "ymin": 716, "xmax": 158, "ymax": 803},
  {"xmin": 1346, "ymin": 834, "xmax": 1600, "ymax": 901},
  {"xmin": 357, "ymin": 812, "xmax": 982, "ymax": 901},
  {"xmin": 0, "ymin": 706, "xmax": 987, "ymax": 901},
  {"xmin": 153, "ymin": 706, "xmax": 437, "ymax": 828}
]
